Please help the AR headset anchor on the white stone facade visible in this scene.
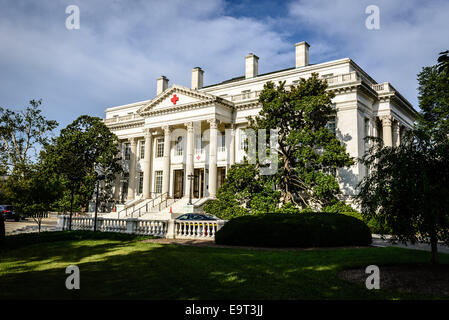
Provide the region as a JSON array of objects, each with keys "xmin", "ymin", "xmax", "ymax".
[{"xmin": 104, "ymin": 41, "xmax": 416, "ymax": 206}]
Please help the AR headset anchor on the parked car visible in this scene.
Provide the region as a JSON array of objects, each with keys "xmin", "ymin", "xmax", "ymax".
[
  {"xmin": 176, "ymin": 213, "xmax": 217, "ymax": 221},
  {"xmin": 0, "ymin": 205, "xmax": 21, "ymax": 221},
  {"xmin": 176, "ymin": 213, "xmax": 218, "ymax": 236}
]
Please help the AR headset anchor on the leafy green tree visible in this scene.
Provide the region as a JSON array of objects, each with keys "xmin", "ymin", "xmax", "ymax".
[
  {"xmin": 6, "ymin": 163, "xmax": 63, "ymax": 233},
  {"xmin": 204, "ymin": 163, "xmax": 280, "ymax": 219},
  {"xmin": 417, "ymin": 51, "xmax": 449, "ymax": 140},
  {"xmin": 0, "ymin": 99, "xmax": 58, "ymax": 175},
  {"xmin": 43, "ymin": 115, "xmax": 122, "ymax": 229},
  {"xmin": 357, "ymin": 132, "xmax": 449, "ymax": 264},
  {"xmin": 248, "ymin": 73, "xmax": 353, "ymax": 209},
  {"xmin": 357, "ymin": 51, "xmax": 449, "ymax": 264},
  {"xmin": 206, "ymin": 74, "xmax": 353, "ymax": 218}
]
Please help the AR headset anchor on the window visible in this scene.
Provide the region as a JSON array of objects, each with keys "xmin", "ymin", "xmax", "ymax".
[
  {"xmin": 154, "ymin": 171, "xmax": 163, "ymax": 194},
  {"xmin": 240, "ymin": 129, "xmax": 248, "ymax": 150},
  {"xmin": 124, "ymin": 143, "xmax": 131, "ymax": 160},
  {"xmin": 156, "ymin": 138, "xmax": 164, "ymax": 157},
  {"xmin": 175, "ymin": 136, "xmax": 183, "ymax": 156},
  {"xmin": 195, "ymin": 134, "xmax": 204, "ymax": 154},
  {"xmin": 364, "ymin": 118, "xmax": 370, "ymax": 138},
  {"xmin": 140, "ymin": 142, "xmax": 145, "ymax": 159},
  {"xmin": 138, "ymin": 172, "xmax": 144, "ymax": 194},
  {"xmin": 218, "ymin": 132, "xmax": 225, "ymax": 152}
]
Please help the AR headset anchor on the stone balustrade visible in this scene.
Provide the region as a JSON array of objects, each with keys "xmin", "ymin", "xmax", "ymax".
[
  {"xmin": 57, "ymin": 215, "xmax": 227, "ymax": 240},
  {"xmin": 104, "ymin": 113, "xmax": 143, "ymax": 125}
]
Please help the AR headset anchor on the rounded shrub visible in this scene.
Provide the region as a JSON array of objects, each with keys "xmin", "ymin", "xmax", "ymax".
[{"xmin": 215, "ymin": 213, "xmax": 372, "ymax": 247}]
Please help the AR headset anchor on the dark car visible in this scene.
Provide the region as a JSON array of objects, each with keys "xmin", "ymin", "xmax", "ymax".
[
  {"xmin": 176, "ymin": 213, "xmax": 218, "ymax": 236},
  {"xmin": 0, "ymin": 205, "xmax": 20, "ymax": 221},
  {"xmin": 176, "ymin": 213, "xmax": 217, "ymax": 221}
]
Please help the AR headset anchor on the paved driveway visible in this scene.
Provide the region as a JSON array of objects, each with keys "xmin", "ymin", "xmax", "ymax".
[{"xmin": 4, "ymin": 217, "xmax": 58, "ymax": 235}]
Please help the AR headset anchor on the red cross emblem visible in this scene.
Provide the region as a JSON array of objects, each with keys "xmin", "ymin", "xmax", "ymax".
[
  {"xmin": 171, "ymin": 94, "xmax": 179, "ymax": 105},
  {"xmin": 196, "ymin": 155, "xmax": 201, "ymax": 160}
]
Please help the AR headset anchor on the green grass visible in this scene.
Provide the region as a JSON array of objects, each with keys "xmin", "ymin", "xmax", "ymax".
[{"xmin": 0, "ymin": 231, "xmax": 448, "ymax": 300}]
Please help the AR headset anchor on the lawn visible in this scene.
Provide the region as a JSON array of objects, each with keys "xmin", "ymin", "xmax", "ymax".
[{"xmin": 0, "ymin": 231, "xmax": 448, "ymax": 300}]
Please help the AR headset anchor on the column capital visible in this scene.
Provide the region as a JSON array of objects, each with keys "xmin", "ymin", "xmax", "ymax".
[
  {"xmin": 128, "ymin": 137, "xmax": 138, "ymax": 146},
  {"xmin": 207, "ymin": 118, "xmax": 219, "ymax": 129},
  {"xmin": 380, "ymin": 115, "xmax": 393, "ymax": 126},
  {"xmin": 184, "ymin": 121, "xmax": 194, "ymax": 131},
  {"xmin": 143, "ymin": 128, "xmax": 153, "ymax": 138},
  {"xmin": 162, "ymin": 125, "xmax": 171, "ymax": 134}
]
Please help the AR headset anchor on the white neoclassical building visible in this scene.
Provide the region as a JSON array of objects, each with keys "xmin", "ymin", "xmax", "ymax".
[{"xmin": 103, "ymin": 41, "xmax": 416, "ymax": 216}]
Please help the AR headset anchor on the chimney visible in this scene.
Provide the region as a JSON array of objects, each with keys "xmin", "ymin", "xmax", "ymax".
[
  {"xmin": 295, "ymin": 41, "xmax": 310, "ymax": 68},
  {"xmin": 245, "ymin": 53, "xmax": 259, "ymax": 79},
  {"xmin": 156, "ymin": 76, "xmax": 169, "ymax": 95},
  {"xmin": 191, "ymin": 67, "xmax": 204, "ymax": 90}
]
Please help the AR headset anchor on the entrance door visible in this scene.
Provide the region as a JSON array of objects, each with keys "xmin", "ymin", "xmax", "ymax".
[
  {"xmin": 193, "ymin": 168, "xmax": 204, "ymax": 198},
  {"xmin": 173, "ymin": 169, "xmax": 184, "ymax": 199}
]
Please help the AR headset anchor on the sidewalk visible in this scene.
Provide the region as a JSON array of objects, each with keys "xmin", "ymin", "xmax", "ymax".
[
  {"xmin": 371, "ymin": 234, "xmax": 449, "ymax": 254},
  {"xmin": 4, "ymin": 217, "xmax": 58, "ymax": 235}
]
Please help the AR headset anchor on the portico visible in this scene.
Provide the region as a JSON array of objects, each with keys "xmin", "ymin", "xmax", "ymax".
[{"xmin": 111, "ymin": 84, "xmax": 234, "ymax": 204}]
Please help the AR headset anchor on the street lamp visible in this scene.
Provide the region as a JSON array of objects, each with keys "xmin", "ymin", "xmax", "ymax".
[
  {"xmin": 94, "ymin": 174, "xmax": 106, "ymax": 232},
  {"xmin": 187, "ymin": 174, "xmax": 196, "ymax": 205}
]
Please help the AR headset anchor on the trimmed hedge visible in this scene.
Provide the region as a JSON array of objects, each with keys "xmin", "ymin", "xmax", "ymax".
[{"xmin": 215, "ymin": 213, "xmax": 372, "ymax": 247}]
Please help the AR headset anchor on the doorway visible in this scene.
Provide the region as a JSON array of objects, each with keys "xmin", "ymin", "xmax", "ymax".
[
  {"xmin": 173, "ymin": 169, "xmax": 184, "ymax": 198},
  {"xmin": 193, "ymin": 168, "xmax": 205, "ymax": 198}
]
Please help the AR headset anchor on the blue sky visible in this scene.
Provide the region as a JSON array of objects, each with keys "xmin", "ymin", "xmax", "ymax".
[{"xmin": 0, "ymin": 0, "xmax": 448, "ymax": 132}]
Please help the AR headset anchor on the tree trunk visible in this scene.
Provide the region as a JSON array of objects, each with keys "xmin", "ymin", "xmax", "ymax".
[{"xmin": 430, "ymin": 230, "xmax": 438, "ymax": 265}]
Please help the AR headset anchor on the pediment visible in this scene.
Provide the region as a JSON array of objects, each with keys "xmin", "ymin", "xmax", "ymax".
[{"xmin": 137, "ymin": 84, "xmax": 233, "ymax": 116}]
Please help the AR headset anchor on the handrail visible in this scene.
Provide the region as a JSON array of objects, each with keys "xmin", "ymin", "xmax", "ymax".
[{"xmin": 122, "ymin": 192, "xmax": 170, "ymax": 218}]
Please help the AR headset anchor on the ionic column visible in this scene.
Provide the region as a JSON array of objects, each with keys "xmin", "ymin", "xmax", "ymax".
[
  {"xmin": 381, "ymin": 115, "xmax": 393, "ymax": 147},
  {"xmin": 127, "ymin": 137, "xmax": 138, "ymax": 200},
  {"xmin": 229, "ymin": 124, "xmax": 236, "ymax": 167},
  {"xmin": 113, "ymin": 141, "xmax": 122, "ymax": 201},
  {"xmin": 184, "ymin": 121, "xmax": 195, "ymax": 196},
  {"xmin": 142, "ymin": 129, "xmax": 153, "ymax": 199},
  {"xmin": 208, "ymin": 119, "xmax": 218, "ymax": 198},
  {"xmin": 162, "ymin": 126, "xmax": 171, "ymax": 196},
  {"xmin": 393, "ymin": 121, "xmax": 401, "ymax": 146}
]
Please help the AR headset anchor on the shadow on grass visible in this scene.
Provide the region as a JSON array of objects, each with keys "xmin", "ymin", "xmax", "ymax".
[{"xmin": 1, "ymin": 233, "xmax": 448, "ymax": 300}]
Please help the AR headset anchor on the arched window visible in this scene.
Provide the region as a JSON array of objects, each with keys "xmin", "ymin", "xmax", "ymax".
[{"xmin": 176, "ymin": 136, "xmax": 183, "ymax": 156}]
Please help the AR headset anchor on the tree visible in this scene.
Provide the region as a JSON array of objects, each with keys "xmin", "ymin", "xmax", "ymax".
[
  {"xmin": 357, "ymin": 51, "xmax": 449, "ymax": 264},
  {"xmin": 0, "ymin": 99, "xmax": 58, "ymax": 175},
  {"xmin": 6, "ymin": 163, "xmax": 63, "ymax": 233},
  {"xmin": 248, "ymin": 73, "xmax": 353, "ymax": 209},
  {"xmin": 417, "ymin": 51, "xmax": 449, "ymax": 139},
  {"xmin": 204, "ymin": 163, "xmax": 280, "ymax": 219},
  {"xmin": 43, "ymin": 115, "xmax": 122, "ymax": 229},
  {"xmin": 357, "ymin": 132, "xmax": 449, "ymax": 264},
  {"xmin": 206, "ymin": 74, "xmax": 353, "ymax": 218}
]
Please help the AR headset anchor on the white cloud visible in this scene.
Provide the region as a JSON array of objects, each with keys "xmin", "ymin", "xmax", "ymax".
[
  {"xmin": 288, "ymin": 0, "xmax": 449, "ymax": 108},
  {"xmin": 0, "ymin": 0, "xmax": 294, "ymax": 129}
]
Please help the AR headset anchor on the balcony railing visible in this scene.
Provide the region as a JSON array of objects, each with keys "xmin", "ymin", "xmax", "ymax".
[
  {"xmin": 227, "ymin": 71, "xmax": 368, "ymax": 103},
  {"xmin": 104, "ymin": 113, "xmax": 143, "ymax": 125}
]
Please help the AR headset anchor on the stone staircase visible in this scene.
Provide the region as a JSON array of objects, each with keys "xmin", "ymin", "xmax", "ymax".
[{"xmin": 102, "ymin": 196, "xmax": 213, "ymax": 220}]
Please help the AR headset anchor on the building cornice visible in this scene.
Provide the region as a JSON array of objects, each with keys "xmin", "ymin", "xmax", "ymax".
[{"xmin": 106, "ymin": 120, "xmax": 145, "ymax": 131}]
